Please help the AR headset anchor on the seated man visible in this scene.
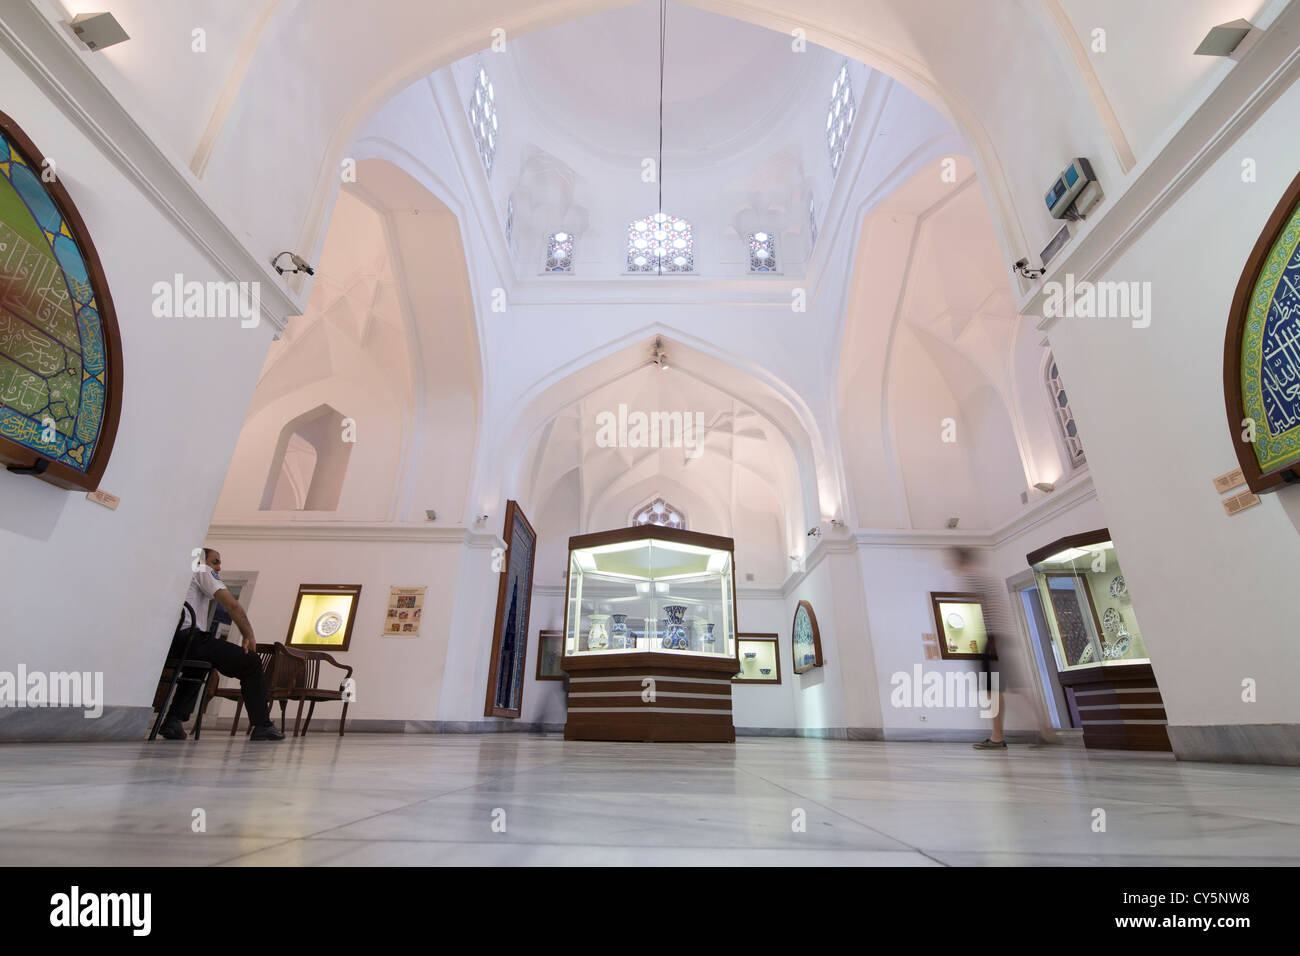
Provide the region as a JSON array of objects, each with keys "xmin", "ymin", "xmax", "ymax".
[{"xmin": 160, "ymin": 548, "xmax": 284, "ymax": 741}]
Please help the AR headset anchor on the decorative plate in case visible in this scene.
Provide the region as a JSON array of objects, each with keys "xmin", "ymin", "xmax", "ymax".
[
  {"xmin": 1102, "ymin": 607, "xmax": 1122, "ymax": 633},
  {"xmin": 1109, "ymin": 575, "xmax": 1127, "ymax": 599}
]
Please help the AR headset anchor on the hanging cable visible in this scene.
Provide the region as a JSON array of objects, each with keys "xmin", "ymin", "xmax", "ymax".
[{"xmin": 657, "ymin": 0, "xmax": 666, "ymax": 272}]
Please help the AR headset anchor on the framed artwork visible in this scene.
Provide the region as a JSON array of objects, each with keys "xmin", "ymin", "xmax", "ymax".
[
  {"xmin": 929, "ymin": 592, "xmax": 993, "ymax": 660},
  {"xmin": 285, "ymin": 584, "xmax": 362, "ymax": 651},
  {"xmin": 791, "ymin": 600, "xmax": 823, "ymax": 674},
  {"xmin": 535, "ymin": 629, "xmax": 564, "ymax": 681},
  {"xmin": 1224, "ymin": 169, "xmax": 1300, "ymax": 493},
  {"xmin": 484, "ymin": 500, "xmax": 537, "ymax": 717},
  {"xmin": 383, "ymin": 585, "xmax": 426, "ymax": 636},
  {"xmin": 734, "ymin": 633, "xmax": 781, "ymax": 683},
  {"xmin": 0, "ymin": 112, "xmax": 123, "ymax": 490}
]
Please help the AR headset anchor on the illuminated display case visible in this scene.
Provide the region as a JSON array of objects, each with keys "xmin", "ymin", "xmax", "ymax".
[
  {"xmin": 562, "ymin": 526, "xmax": 740, "ymax": 742},
  {"xmin": 734, "ymin": 634, "xmax": 781, "ymax": 683},
  {"xmin": 1025, "ymin": 528, "xmax": 1169, "ymax": 752},
  {"xmin": 285, "ymin": 584, "xmax": 362, "ymax": 651},
  {"xmin": 1028, "ymin": 536, "xmax": 1149, "ymax": 670},
  {"xmin": 930, "ymin": 593, "xmax": 991, "ymax": 660}
]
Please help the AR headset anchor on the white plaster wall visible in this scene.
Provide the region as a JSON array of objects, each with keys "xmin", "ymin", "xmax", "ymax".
[
  {"xmin": 0, "ymin": 49, "xmax": 275, "ymax": 710},
  {"xmin": 1042, "ymin": 77, "xmax": 1300, "ymax": 730}
]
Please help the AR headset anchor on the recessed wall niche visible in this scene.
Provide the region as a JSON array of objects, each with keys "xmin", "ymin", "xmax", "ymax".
[{"xmin": 259, "ymin": 403, "xmax": 352, "ymax": 511}]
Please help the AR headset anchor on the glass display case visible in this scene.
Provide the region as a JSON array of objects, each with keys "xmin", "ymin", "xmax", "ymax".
[
  {"xmin": 930, "ymin": 593, "xmax": 991, "ymax": 660},
  {"xmin": 1028, "ymin": 533, "xmax": 1149, "ymax": 671},
  {"xmin": 734, "ymin": 634, "xmax": 780, "ymax": 683},
  {"xmin": 562, "ymin": 526, "xmax": 740, "ymax": 742},
  {"xmin": 564, "ymin": 530, "xmax": 737, "ymax": 660}
]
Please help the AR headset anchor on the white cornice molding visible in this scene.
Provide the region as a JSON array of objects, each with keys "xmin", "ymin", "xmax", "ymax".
[
  {"xmin": 0, "ymin": 1, "xmax": 299, "ymax": 331},
  {"xmin": 206, "ymin": 520, "xmax": 503, "ymax": 548},
  {"xmin": 1029, "ymin": 1, "xmax": 1300, "ymax": 330},
  {"xmin": 849, "ymin": 470, "xmax": 1098, "ymax": 551}
]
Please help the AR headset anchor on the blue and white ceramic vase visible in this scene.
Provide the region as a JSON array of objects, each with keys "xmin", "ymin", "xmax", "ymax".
[
  {"xmin": 661, "ymin": 605, "xmax": 689, "ymax": 650},
  {"xmin": 611, "ymin": 613, "xmax": 630, "ymax": 649},
  {"xmin": 694, "ymin": 620, "xmax": 715, "ymax": 651}
]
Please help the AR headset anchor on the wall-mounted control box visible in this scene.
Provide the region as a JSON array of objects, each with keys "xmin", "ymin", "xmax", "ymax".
[{"xmin": 1044, "ymin": 157, "xmax": 1102, "ymax": 220}]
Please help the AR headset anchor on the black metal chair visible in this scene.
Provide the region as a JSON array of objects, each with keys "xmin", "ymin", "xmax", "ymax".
[{"xmin": 148, "ymin": 602, "xmax": 215, "ymax": 741}]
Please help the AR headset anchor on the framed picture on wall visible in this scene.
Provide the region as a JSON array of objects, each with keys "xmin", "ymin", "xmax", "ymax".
[
  {"xmin": 284, "ymin": 584, "xmax": 362, "ymax": 651},
  {"xmin": 792, "ymin": 600, "xmax": 823, "ymax": 674},
  {"xmin": 536, "ymin": 629, "xmax": 564, "ymax": 681},
  {"xmin": 484, "ymin": 500, "xmax": 538, "ymax": 717}
]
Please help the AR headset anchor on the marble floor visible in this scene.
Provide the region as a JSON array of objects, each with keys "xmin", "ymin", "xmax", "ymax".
[{"xmin": 0, "ymin": 734, "xmax": 1297, "ymax": 866}]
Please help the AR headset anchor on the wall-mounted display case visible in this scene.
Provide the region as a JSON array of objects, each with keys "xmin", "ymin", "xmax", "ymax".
[
  {"xmin": 929, "ymin": 592, "xmax": 991, "ymax": 660},
  {"xmin": 285, "ymin": 584, "xmax": 362, "ymax": 651},
  {"xmin": 562, "ymin": 526, "xmax": 740, "ymax": 742},
  {"xmin": 1025, "ymin": 529, "xmax": 1168, "ymax": 752},
  {"xmin": 734, "ymin": 634, "xmax": 781, "ymax": 683}
]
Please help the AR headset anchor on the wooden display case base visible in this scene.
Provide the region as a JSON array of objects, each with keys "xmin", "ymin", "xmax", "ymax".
[
  {"xmin": 1059, "ymin": 662, "xmax": 1171, "ymax": 752},
  {"xmin": 562, "ymin": 652, "xmax": 738, "ymax": 743}
]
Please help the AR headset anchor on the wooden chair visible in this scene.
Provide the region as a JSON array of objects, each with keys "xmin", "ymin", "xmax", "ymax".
[
  {"xmin": 149, "ymin": 603, "xmax": 214, "ymax": 741},
  {"xmin": 204, "ymin": 642, "xmax": 281, "ymax": 736},
  {"xmin": 271, "ymin": 644, "xmax": 354, "ymax": 737}
]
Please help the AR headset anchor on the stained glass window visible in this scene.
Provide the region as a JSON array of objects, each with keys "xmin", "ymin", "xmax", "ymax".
[
  {"xmin": 545, "ymin": 231, "xmax": 574, "ymax": 273},
  {"xmin": 632, "ymin": 497, "xmax": 686, "ymax": 529},
  {"xmin": 827, "ymin": 63, "xmax": 855, "ymax": 178},
  {"xmin": 0, "ymin": 115, "xmax": 120, "ymax": 490},
  {"xmin": 1046, "ymin": 352, "xmax": 1085, "ymax": 467},
  {"xmin": 749, "ymin": 231, "xmax": 777, "ymax": 272},
  {"xmin": 627, "ymin": 213, "xmax": 693, "ymax": 274},
  {"xmin": 468, "ymin": 63, "xmax": 498, "ymax": 177}
]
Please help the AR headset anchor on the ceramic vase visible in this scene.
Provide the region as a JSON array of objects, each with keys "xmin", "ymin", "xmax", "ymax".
[
  {"xmin": 611, "ymin": 613, "xmax": 630, "ymax": 649},
  {"xmin": 587, "ymin": 614, "xmax": 611, "ymax": 651},
  {"xmin": 661, "ymin": 605, "xmax": 689, "ymax": 650},
  {"xmin": 694, "ymin": 620, "xmax": 716, "ymax": 651}
]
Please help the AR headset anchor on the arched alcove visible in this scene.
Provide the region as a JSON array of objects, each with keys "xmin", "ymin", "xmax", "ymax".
[{"xmin": 259, "ymin": 404, "xmax": 352, "ymax": 512}]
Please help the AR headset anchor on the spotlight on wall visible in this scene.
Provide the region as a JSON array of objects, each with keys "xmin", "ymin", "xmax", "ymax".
[
  {"xmin": 69, "ymin": 12, "xmax": 130, "ymax": 51},
  {"xmin": 807, "ymin": 526, "xmax": 821, "ymax": 538},
  {"xmin": 946, "ymin": 517, "xmax": 959, "ymax": 529},
  {"xmin": 425, "ymin": 509, "xmax": 438, "ymax": 521},
  {"xmin": 1033, "ymin": 481, "xmax": 1056, "ymax": 493},
  {"xmin": 475, "ymin": 514, "xmax": 489, "ymax": 526},
  {"xmin": 1194, "ymin": 19, "xmax": 1253, "ymax": 56},
  {"xmin": 271, "ymin": 251, "xmax": 315, "ymax": 276}
]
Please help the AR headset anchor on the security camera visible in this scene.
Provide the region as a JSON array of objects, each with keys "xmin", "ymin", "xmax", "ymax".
[
  {"xmin": 271, "ymin": 251, "xmax": 315, "ymax": 276},
  {"xmin": 807, "ymin": 527, "xmax": 822, "ymax": 538},
  {"xmin": 1013, "ymin": 257, "xmax": 1044, "ymax": 280}
]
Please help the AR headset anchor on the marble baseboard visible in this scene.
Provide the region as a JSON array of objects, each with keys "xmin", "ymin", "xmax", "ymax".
[
  {"xmin": 736, "ymin": 727, "xmax": 884, "ymax": 740},
  {"xmin": 0, "ymin": 705, "xmax": 153, "ymax": 741},
  {"xmin": 1168, "ymin": 723, "xmax": 1300, "ymax": 766}
]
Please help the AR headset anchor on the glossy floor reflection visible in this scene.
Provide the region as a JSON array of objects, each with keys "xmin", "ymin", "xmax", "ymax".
[{"xmin": 1, "ymin": 735, "xmax": 1297, "ymax": 866}]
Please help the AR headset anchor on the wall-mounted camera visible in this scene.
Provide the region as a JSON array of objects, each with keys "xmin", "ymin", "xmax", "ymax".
[{"xmin": 271, "ymin": 251, "xmax": 315, "ymax": 276}]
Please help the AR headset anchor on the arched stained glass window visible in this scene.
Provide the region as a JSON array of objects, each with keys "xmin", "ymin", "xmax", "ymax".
[
  {"xmin": 827, "ymin": 62, "xmax": 855, "ymax": 178},
  {"xmin": 0, "ymin": 113, "xmax": 122, "ymax": 491},
  {"xmin": 749, "ymin": 231, "xmax": 777, "ymax": 272},
  {"xmin": 1045, "ymin": 351, "xmax": 1085, "ymax": 468},
  {"xmin": 632, "ymin": 497, "xmax": 686, "ymax": 529},
  {"xmin": 545, "ymin": 231, "xmax": 574, "ymax": 273},
  {"xmin": 468, "ymin": 63, "xmax": 498, "ymax": 177},
  {"xmin": 627, "ymin": 213, "xmax": 693, "ymax": 273}
]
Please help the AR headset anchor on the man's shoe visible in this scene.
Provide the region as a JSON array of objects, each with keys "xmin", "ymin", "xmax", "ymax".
[
  {"xmin": 973, "ymin": 737, "xmax": 1007, "ymax": 750},
  {"xmin": 159, "ymin": 718, "xmax": 187, "ymax": 740},
  {"xmin": 250, "ymin": 723, "xmax": 285, "ymax": 741}
]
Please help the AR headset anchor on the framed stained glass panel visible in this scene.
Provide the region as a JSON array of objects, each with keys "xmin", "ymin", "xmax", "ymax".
[
  {"xmin": 792, "ymin": 600, "xmax": 823, "ymax": 674},
  {"xmin": 1225, "ymin": 170, "xmax": 1300, "ymax": 493},
  {"xmin": 484, "ymin": 500, "xmax": 538, "ymax": 717},
  {"xmin": 0, "ymin": 112, "xmax": 122, "ymax": 491}
]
